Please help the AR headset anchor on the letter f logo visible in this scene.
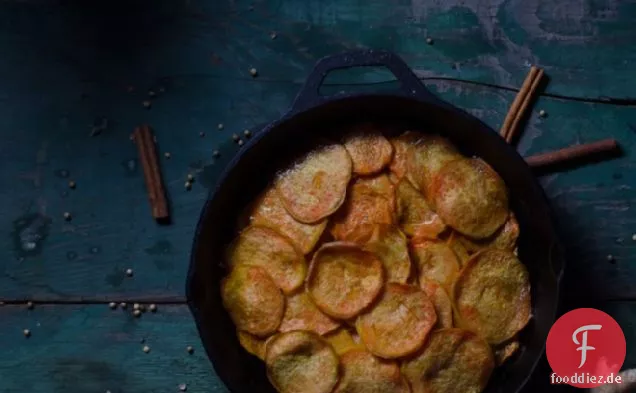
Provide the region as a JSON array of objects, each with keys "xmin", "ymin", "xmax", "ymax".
[{"xmin": 572, "ymin": 325, "xmax": 602, "ymax": 368}]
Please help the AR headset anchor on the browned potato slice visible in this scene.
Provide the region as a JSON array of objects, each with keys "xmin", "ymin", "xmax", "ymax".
[
  {"xmin": 333, "ymin": 349, "xmax": 411, "ymax": 393},
  {"xmin": 429, "ymin": 158, "xmax": 509, "ymax": 239},
  {"xmin": 453, "ymin": 249, "xmax": 531, "ymax": 345},
  {"xmin": 266, "ymin": 331, "xmax": 340, "ymax": 393},
  {"xmin": 420, "ymin": 279, "xmax": 453, "ymax": 329},
  {"xmin": 356, "ymin": 283, "xmax": 437, "ymax": 359},
  {"xmin": 494, "ymin": 340, "xmax": 520, "ymax": 366},
  {"xmin": 307, "ymin": 242, "xmax": 385, "ymax": 319},
  {"xmin": 228, "ymin": 226, "xmax": 306, "ymax": 294},
  {"xmin": 353, "ymin": 173, "xmax": 397, "ymax": 213},
  {"xmin": 459, "ymin": 212, "xmax": 520, "ymax": 253},
  {"xmin": 343, "ymin": 125, "xmax": 394, "ymax": 175},
  {"xmin": 406, "ymin": 134, "xmax": 462, "ymax": 196},
  {"xmin": 401, "ymin": 328, "xmax": 494, "ymax": 393},
  {"xmin": 250, "ymin": 186, "xmax": 328, "ymax": 254},
  {"xmin": 276, "ymin": 142, "xmax": 352, "ymax": 224},
  {"xmin": 324, "ymin": 328, "xmax": 365, "ymax": 355},
  {"xmin": 444, "ymin": 231, "xmax": 471, "ymax": 266},
  {"xmin": 221, "ymin": 265, "xmax": 285, "ymax": 337},
  {"xmin": 279, "ymin": 291, "xmax": 340, "ymax": 335},
  {"xmin": 396, "ymin": 178, "xmax": 446, "ymax": 239},
  {"xmin": 410, "ymin": 240, "xmax": 460, "ymax": 292},
  {"xmin": 363, "ymin": 225, "xmax": 411, "ymax": 284},
  {"xmin": 237, "ymin": 331, "xmax": 270, "ymax": 360},
  {"xmin": 389, "ymin": 131, "xmax": 421, "ymax": 180}
]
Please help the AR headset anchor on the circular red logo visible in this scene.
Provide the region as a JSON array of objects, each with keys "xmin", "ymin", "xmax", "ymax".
[{"xmin": 546, "ymin": 308, "xmax": 626, "ymax": 388}]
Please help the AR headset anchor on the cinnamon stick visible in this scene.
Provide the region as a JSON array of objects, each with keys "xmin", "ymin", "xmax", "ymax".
[
  {"xmin": 134, "ymin": 125, "xmax": 170, "ymax": 220},
  {"xmin": 506, "ymin": 69, "xmax": 544, "ymax": 143},
  {"xmin": 524, "ymin": 139, "xmax": 619, "ymax": 169},
  {"xmin": 500, "ymin": 66, "xmax": 539, "ymax": 139}
]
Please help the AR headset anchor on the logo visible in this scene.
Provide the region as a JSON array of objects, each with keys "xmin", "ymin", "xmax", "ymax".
[{"xmin": 546, "ymin": 308, "xmax": 626, "ymax": 388}]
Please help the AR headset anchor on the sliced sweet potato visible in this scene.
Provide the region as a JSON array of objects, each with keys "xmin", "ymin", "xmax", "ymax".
[
  {"xmin": 228, "ymin": 225, "xmax": 306, "ymax": 294},
  {"xmin": 389, "ymin": 131, "xmax": 422, "ymax": 180},
  {"xmin": 343, "ymin": 124, "xmax": 394, "ymax": 175},
  {"xmin": 250, "ymin": 186, "xmax": 328, "ymax": 254},
  {"xmin": 429, "ymin": 158, "xmax": 509, "ymax": 239},
  {"xmin": 444, "ymin": 231, "xmax": 471, "ymax": 266},
  {"xmin": 494, "ymin": 340, "xmax": 520, "ymax": 366},
  {"xmin": 458, "ymin": 212, "xmax": 520, "ymax": 253},
  {"xmin": 405, "ymin": 134, "xmax": 462, "ymax": 196},
  {"xmin": 307, "ymin": 242, "xmax": 385, "ymax": 320},
  {"xmin": 352, "ymin": 173, "xmax": 397, "ymax": 213},
  {"xmin": 276, "ymin": 142, "xmax": 352, "ymax": 224},
  {"xmin": 453, "ymin": 249, "xmax": 531, "ymax": 345},
  {"xmin": 324, "ymin": 328, "xmax": 365, "ymax": 355},
  {"xmin": 221, "ymin": 265, "xmax": 285, "ymax": 337},
  {"xmin": 410, "ymin": 240, "xmax": 460, "ymax": 292},
  {"xmin": 333, "ymin": 349, "xmax": 411, "ymax": 393},
  {"xmin": 279, "ymin": 291, "xmax": 340, "ymax": 335},
  {"xmin": 401, "ymin": 328, "xmax": 494, "ymax": 393},
  {"xmin": 363, "ymin": 225, "xmax": 411, "ymax": 284},
  {"xmin": 266, "ymin": 331, "xmax": 340, "ymax": 393},
  {"xmin": 237, "ymin": 331, "xmax": 271, "ymax": 360},
  {"xmin": 356, "ymin": 283, "xmax": 437, "ymax": 359},
  {"xmin": 420, "ymin": 279, "xmax": 453, "ymax": 329},
  {"xmin": 396, "ymin": 178, "xmax": 446, "ymax": 239}
]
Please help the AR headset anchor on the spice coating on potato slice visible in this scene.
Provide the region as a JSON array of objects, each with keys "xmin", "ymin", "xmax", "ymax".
[
  {"xmin": 494, "ymin": 340, "xmax": 520, "ymax": 366},
  {"xmin": 307, "ymin": 242, "xmax": 385, "ymax": 320},
  {"xmin": 221, "ymin": 265, "xmax": 285, "ymax": 337},
  {"xmin": 250, "ymin": 186, "xmax": 328, "ymax": 254},
  {"xmin": 276, "ymin": 142, "xmax": 352, "ymax": 223},
  {"xmin": 343, "ymin": 125, "xmax": 394, "ymax": 175},
  {"xmin": 238, "ymin": 331, "xmax": 271, "ymax": 360},
  {"xmin": 430, "ymin": 158, "xmax": 509, "ymax": 239},
  {"xmin": 410, "ymin": 240, "xmax": 460, "ymax": 292},
  {"xmin": 356, "ymin": 284, "xmax": 437, "ymax": 359},
  {"xmin": 453, "ymin": 250, "xmax": 531, "ymax": 345},
  {"xmin": 444, "ymin": 231, "xmax": 470, "ymax": 266},
  {"xmin": 419, "ymin": 279, "xmax": 453, "ymax": 329},
  {"xmin": 389, "ymin": 131, "xmax": 422, "ymax": 180},
  {"xmin": 459, "ymin": 212, "xmax": 520, "ymax": 253},
  {"xmin": 333, "ymin": 349, "xmax": 411, "ymax": 393},
  {"xmin": 228, "ymin": 225, "xmax": 306, "ymax": 294},
  {"xmin": 266, "ymin": 331, "xmax": 340, "ymax": 393},
  {"xmin": 396, "ymin": 179, "xmax": 446, "ymax": 239},
  {"xmin": 279, "ymin": 291, "xmax": 341, "ymax": 335},
  {"xmin": 405, "ymin": 134, "xmax": 462, "ymax": 196},
  {"xmin": 353, "ymin": 173, "xmax": 397, "ymax": 213},
  {"xmin": 324, "ymin": 328, "xmax": 365, "ymax": 355},
  {"xmin": 364, "ymin": 225, "xmax": 411, "ymax": 284},
  {"xmin": 401, "ymin": 328, "xmax": 494, "ymax": 393}
]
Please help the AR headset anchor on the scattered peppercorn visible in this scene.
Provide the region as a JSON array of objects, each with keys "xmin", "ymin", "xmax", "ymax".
[
  {"xmin": 426, "ymin": 37, "xmax": 433, "ymax": 44},
  {"xmin": 133, "ymin": 309, "xmax": 141, "ymax": 317},
  {"xmin": 63, "ymin": 212, "xmax": 72, "ymax": 221},
  {"xmin": 218, "ymin": 123, "xmax": 224, "ymax": 130},
  {"xmin": 244, "ymin": 129, "xmax": 251, "ymax": 137},
  {"xmin": 109, "ymin": 302, "xmax": 117, "ymax": 310},
  {"xmin": 185, "ymin": 182, "xmax": 192, "ymax": 191},
  {"xmin": 126, "ymin": 268, "xmax": 134, "ymax": 277},
  {"xmin": 149, "ymin": 304, "xmax": 157, "ymax": 312},
  {"xmin": 27, "ymin": 301, "xmax": 34, "ymax": 310},
  {"xmin": 539, "ymin": 109, "xmax": 547, "ymax": 118},
  {"xmin": 187, "ymin": 174, "xmax": 194, "ymax": 182},
  {"xmin": 213, "ymin": 150, "xmax": 220, "ymax": 158},
  {"xmin": 68, "ymin": 180, "xmax": 76, "ymax": 189},
  {"xmin": 120, "ymin": 302, "xmax": 127, "ymax": 309},
  {"xmin": 249, "ymin": 68, "xmax": 258, "ymax": 77},
  {"xmin": 142, "ymin": 101, "xmax": 152, "ymax": 109},
  {"xmin": 179, "ymin": 383, "xmax": 188, "ymax": 392},
  {"xmin": 238, "ymin": 140, "xmax": 244, "ymax": 147},
  {"xmin": 23, "ymin": 329, "xmax": 31, "ymax": 337},
  {"xmin": 143, "ymin": 345, "xmax": 150, "ymax": 353},
  {"xmin": 164, "ymin": 152, "xmax": 171, "ymax": 159},
  {"xmin": 270, "ymin": 32, "xmax": 277, "ymax": 40},
  {"xmin": 232, "ymin": 134, "xmax": 240, "ymax": 142},
  {"xmin": 186, "ymin": 346, "xmax": 194, "ymax": 354}
]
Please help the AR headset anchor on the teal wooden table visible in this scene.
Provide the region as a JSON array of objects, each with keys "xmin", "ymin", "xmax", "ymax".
[{"xmin": 1, "ymin": 0, "xmax": 636, "ymax": 392}]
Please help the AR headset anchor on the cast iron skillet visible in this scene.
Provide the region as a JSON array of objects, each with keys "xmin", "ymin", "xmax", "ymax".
[{"xmin": 187, "ymin": 49, "xmax": 565, "ymax": 393}]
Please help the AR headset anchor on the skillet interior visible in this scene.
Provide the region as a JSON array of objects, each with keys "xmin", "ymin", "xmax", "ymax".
[{"xmin": 187, "ymin": 94, "xmax": 564, "ymax": 393}]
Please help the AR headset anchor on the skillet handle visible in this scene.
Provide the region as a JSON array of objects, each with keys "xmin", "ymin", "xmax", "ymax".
[{"xmin": 290, "ymin": 49, "xmax": 441, "ymax": 113}]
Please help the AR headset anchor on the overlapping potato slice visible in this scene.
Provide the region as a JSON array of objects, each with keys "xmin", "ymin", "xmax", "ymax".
[
  {"xmin": 458, "ymin": 212, "xmax": 520, "ymax": 253},
  {"xmin": 307, "ymin": 242, "xmax": 385, "ymax": 319},
  {"xmin": 276, "ymin": 142, "xmax": 352, "ymax": 224},
  {"xmin": 279, "ymin": 291, "xmax": 340, "ymax": 335},
  {"xmin": 389, "ymin": 131, "xmax": 421, "ymax": 180},
  {"xmin": 444, "ymin": 231, "xmax": 471, "ymax": 266},
  {"xmin": 249, "ymin": 187, "xmax": 328, "ymax": 254},
  {"xmin": 238, "ymin": 331, "xmax": 271, "ymax": 360},
  {"xmin": 356, "ymin": 283, "xmax": 437, "ymax": 359},
  {"xmin": 343, "ymin": 125, "xmax": 394, "ymax": 175},
  {"xmin": 228, "ymin": 225, "xmax": 306, "ymax": 294},
  {"xmin": 494, "ymin": 340, "xmax": 520, "ymax": 366},
  {"xmin": 266, "ymin": 331, "xmax": 340, "ymax": 393},
  {"xmin": 353, "ymin": 173, "xmax": 397, "ymax": 212},
  {"xmin": 430, "ymin": 158, "xmax": 509, "ymax": 239},
  {"xmin": 364, "ymin": 225, "xmax": 411, "ymax": 284},
  {"xmin": 333, "ymin": 349, "xmax": 411, "ymax": 393},
  {"xmin": 324, "ymin": 328, "xmax": 365, "ymax": 355},
  {"xmin": 406, "ymin": 134, "xmax": 463, "ymax": 196},
  {"xmin": 420, "ymin": 279, "xmax": 453, "ymax": 329},
  {"xmin": 410, "ymin": 240, "xmax": 461, "ymax": 292},
  {"xmin": 221, "ymin": 265, "xmax": 285, "ymax": 337},
  {"xmin": 396, "ymin": 179, "xmax": 446, "ymax": 239},
  {"xmin": 453, "ymin": 249, "xmax": 531, "ymax": 345},
  {"xmin": 401, "ymin": 328, "xmax": 495, "ymax": 393}
]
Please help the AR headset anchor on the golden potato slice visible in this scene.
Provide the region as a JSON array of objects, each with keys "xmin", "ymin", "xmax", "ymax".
[
  {"xmin": 307, "ymin": 242, "xmax": 385, "ymax": 319},
  {"xmin": 266, "ymin": 331, "xmax": 340, "ymax": 393},
  {"xmin": 250, "ymin": 186, "xmax": 328, "ymax": 254},
  {"xmin": 353, "ymin": 173, "xmax": 397, "ymax": 213},
  {"xmin": 396, "ymin": 178, "xmax": 446, "ymax": 240},
  {"xmin": 430, "ymin": 158, "xmax": 509, "ymax": 239},
  {"xmin": 237, "ymin": 331, "xmax": 271, "ymax": 360},
  {"xmin": 343, "ymin": 125, "xmax": 394, "ymax": 175},
  {"xmin": 401, "ymin": 328, "xmax": 494, "ymax": 393},
  {"xmin": 389, "ymin": 131, "xmax": 421, "ymax": 180},
  {"xmin": 494, "ymin": 340, "xmax": 520, "ymax": 366},
  {"xmin": 276, "ymin": 142, "xmax": 352, "ymax": 224},
  {"xmin": 444, "ymin": 231, "xmax": 471, "ymax": 266},
  {"xmin": 333, "ymin": 349, "xmax": 411, "ymax": 393},
  {"xmin": 453, "ymin": 249, "xmax": 531, "ymax": 345},
  {"xmin": 420, "ymin": 279, "xmax": 453, "ymax": 329},
  {"xmin": 221, "ymin": 265, "xmax": 285, "ymax": 337},
  {"xmin": 410, "ymin": 240, "xmax": 460, "ymax": 292},
  {"xmin": 228, "ymin": 225, "xmax": 306, "ymax": 294},
  {"xmin": 363, "ymin": 225, "xmax": 411, "ymax": 284},
  {"xmin": 356, "ymin": 283, "xmax": 437, "ymax": 359},
  {"xmin": 458, "ymin": 212, "xmax": 520, "ymax": 253},
  {"xmin": 406, "ymin": 134, "xmax": 462, "ymax": 196},
  {"xmin": 324, "ymin": 328, "xmax": 365, "ymax": 355},
  {"xmin": 279, "ymin": 291, "xmax": 340, "ymax": 335}
]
